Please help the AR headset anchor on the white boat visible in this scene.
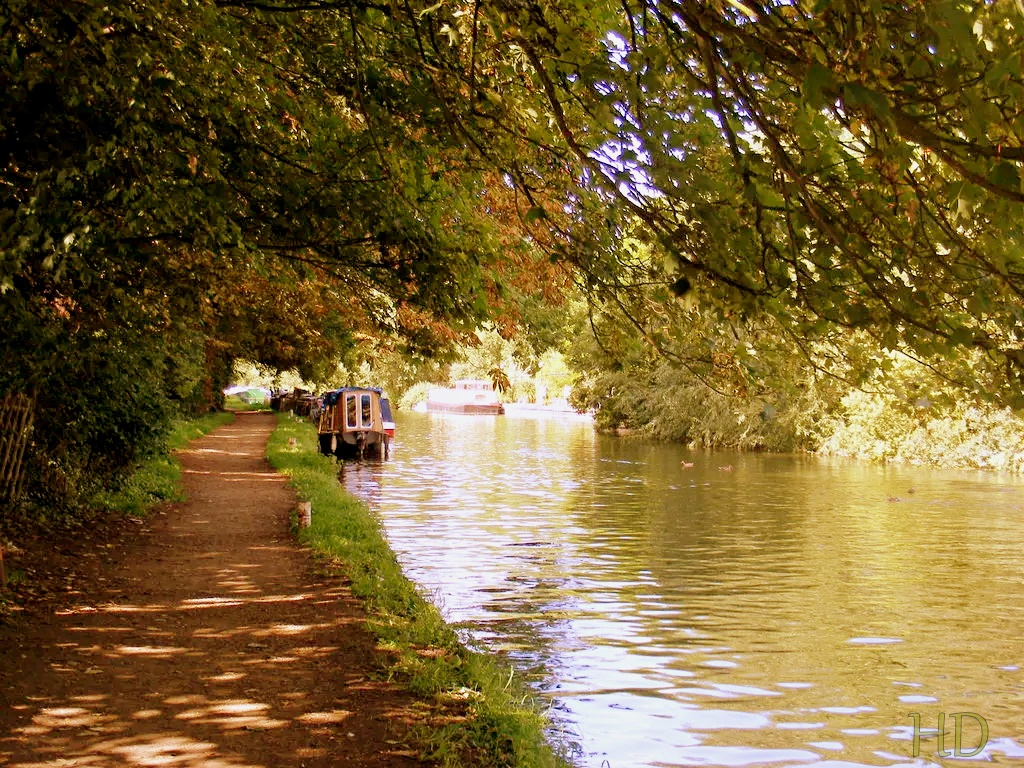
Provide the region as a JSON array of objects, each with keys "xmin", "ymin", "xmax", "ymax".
[{"xmin": 425, "ymin": 379, "xmax": 504, "ymax": 415}]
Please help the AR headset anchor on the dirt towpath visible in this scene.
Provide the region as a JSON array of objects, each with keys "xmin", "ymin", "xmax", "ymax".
[{"xmin": 0, "ymin": 412, "xmax": 428, "ymax": 767}]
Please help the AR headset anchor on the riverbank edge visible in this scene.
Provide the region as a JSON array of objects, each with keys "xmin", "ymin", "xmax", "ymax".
[{"xmin": 265, "ymin": 412, "xmax": 573, "ymax": 768}]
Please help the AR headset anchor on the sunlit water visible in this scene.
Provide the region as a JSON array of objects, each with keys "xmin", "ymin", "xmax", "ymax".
[{"xmin": 339, "ymin": 411, "xmax": 1024, "ymax": 767}]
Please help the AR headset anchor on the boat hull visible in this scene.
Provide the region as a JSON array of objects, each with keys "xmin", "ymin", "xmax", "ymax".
[
  {"xmin": 425, "ymin": 400, "xmax": 505, "ymax": 415},
  {"xmin": 425, "ymin": 380, "xmax": 505, "ymax": 415}
]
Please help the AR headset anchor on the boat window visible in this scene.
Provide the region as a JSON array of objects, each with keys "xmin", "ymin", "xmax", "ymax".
[
  {"xmin": 380, "ymin": 398, "xmax": 393, "ymax": 422},
  {"xmin": 361, "ymin": 394, "xmax": 372, "ymax": 426},
  {"xmin": 346, "ymin": 394, "xmax": 357, "ymax": 428}
]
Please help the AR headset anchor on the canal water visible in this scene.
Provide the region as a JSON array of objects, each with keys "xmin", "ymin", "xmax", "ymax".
[{"xmin": 339, "ymin": 410, "xmax": 1024, "ymax": 767}]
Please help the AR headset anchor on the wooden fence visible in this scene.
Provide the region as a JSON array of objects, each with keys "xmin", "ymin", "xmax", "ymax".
[
  {"xmin": 1, "ymin": 392, "xmax": 34, "ymax": 588},
  {"xmin": 0, "ymin": 392, "xmax": 35, "ymax": 506}
]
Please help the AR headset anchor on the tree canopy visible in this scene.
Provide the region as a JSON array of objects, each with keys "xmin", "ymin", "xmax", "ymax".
[
  {"xmin": 463, "ymin": 0, "xmax": 1024, "ymax": 400},
  {"xmin": 4, "ymin": 0, "xmax": 1024, "ymax": 510}
]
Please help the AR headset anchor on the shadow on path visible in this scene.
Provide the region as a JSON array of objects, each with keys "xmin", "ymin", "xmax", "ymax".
[{"xmin": 0, "ymin": 413, "xmax": 425, "ymax": 767}]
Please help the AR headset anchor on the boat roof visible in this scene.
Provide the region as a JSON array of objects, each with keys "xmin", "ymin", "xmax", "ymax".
[{"xmin": 321, "ymin": 386, "xmax": 386, "ymax": 406}]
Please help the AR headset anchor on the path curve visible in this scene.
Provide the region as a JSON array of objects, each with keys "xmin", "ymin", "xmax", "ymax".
[{"xmin": 0, "ymin": 412, "xmax": 425, "ymax": 767}]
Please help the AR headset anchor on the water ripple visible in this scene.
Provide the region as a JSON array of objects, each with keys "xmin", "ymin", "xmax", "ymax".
[{"xmin": 344, "ymin": 412, "xmax": 1024, "ymax": 768}]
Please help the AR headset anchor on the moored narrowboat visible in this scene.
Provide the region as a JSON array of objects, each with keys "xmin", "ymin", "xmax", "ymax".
[{"xmin": 316, "ymin": 387, "xmax": 393, "ymax": 459}]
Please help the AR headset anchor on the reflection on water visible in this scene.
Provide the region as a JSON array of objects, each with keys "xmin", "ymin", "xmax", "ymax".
[{"xmin": 340, "ymin": 411, "xmax": 1024, "ymax": 767}]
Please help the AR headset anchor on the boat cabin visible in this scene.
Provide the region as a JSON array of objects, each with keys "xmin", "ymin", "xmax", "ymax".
[{"xmin": 316, "ymin": 387, "xmax": 393, "ymax": 459}]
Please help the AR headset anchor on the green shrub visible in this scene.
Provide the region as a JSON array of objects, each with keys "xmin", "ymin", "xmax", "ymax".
[
  {"xmin": 818, "ymin": 354, "xmax": 1024, "ymax": 471},
  {"xmin": 92, "ymin": 412, "xmax": 234, "ymax": 516},
  {"xmin": 399, "ymin": 381, "xmax": 433, "ymax": 410},
  {"xmin": 575, "ymin": 363, "xmax": 829, "ymax": 452},
  {"xmin": 822, "ymin": 391, "xmax": 1024, "ymax": 471}
]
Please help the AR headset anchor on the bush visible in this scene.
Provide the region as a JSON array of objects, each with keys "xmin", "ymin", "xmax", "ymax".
[
  {"xmin": 93, "ymin": 412, "xmax": 234, "ymax": 516},
  {"xmin": 817, "ymin": 354, "xmax": 1024, "ymax": 471},
  {"xmin": 399, "ymin": 381, "xmax": 433, "ymax": 410},
  {"xmin": 574, "ymin": 363, "xmax": 829, "ymax": 452},
  {"xmin": 19, "ymin": 342, "xmax": 184, "ymax": 515},
  {"xmin": 822, "ymin": 392, "xmax": 1024, "ymax": 471}
]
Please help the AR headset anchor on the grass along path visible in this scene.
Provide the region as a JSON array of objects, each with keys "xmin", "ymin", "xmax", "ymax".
[{"xmin": 266, "ymin": 412, "xmax": 571, "ymax": 768}]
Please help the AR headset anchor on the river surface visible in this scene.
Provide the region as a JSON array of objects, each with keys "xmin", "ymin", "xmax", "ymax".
[{"xmin": 339, "ymin": 410, "xmax": 1024, "ymax": 768}]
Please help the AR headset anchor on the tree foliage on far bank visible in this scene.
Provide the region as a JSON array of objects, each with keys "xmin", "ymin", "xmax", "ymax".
[{"xmin": 480, "ymin": 0, "xmax": 1024, "ymax": 403}]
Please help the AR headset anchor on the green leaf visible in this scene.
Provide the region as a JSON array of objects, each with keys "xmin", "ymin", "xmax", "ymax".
[
  {"xmin": 524, "ymin": 206, "xmax": 547, "ymax": 224},
  {"xmin": 949, "ymin": 326, "xmax": 975, "ymax": 347},
  {"xmin": 750, "ymin": 181, "xmax": 785, "ymax": 208},
  {"xmin": 987, "ymin": 161, "xmax": 1020, "ymax": 191},
  {"xmin": 844, "ymin": 82, "xmax": 891, "ymax": 117},
  {"xmin": 802, "ymin": 62, "xmax": 835, "ymax": 109}
]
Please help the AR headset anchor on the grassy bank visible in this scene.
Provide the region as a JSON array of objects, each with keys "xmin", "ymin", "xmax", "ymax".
[
  {"xmin": 93, "ymin": 412, "xmax": 236, "ymax": 516},
  {"xmin": 265, "ymin": 412, "xmax": 571, "ymax": 768},
  {"xmin": 2, "ymin": 412, "xmax": 235, "ymax": 605}
]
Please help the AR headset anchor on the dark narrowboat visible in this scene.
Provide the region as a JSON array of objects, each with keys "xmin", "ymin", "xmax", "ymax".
[{"xmin": 316, "ymin": 387, "xmax": 393, "ymax": 459}]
